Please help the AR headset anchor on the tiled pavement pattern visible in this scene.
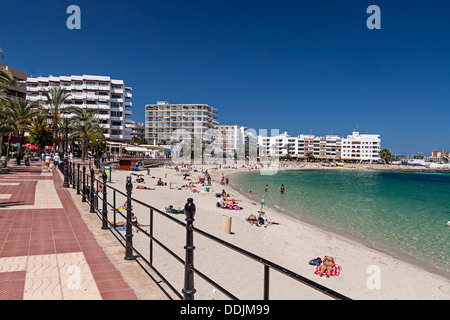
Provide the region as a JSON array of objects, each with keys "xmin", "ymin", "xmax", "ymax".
[{"xmin": 0, "ymin": 163, "xmax": 138, "ymax": 300}]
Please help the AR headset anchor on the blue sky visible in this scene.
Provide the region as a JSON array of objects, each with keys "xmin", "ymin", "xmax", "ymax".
[{"xmin": 1, "ymin": 0, "xmax": 449, "ymax": 155}]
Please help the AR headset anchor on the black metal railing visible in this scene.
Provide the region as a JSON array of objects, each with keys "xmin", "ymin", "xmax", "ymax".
[{"xmin": 69, "ymin": 161, "xmax": 351, "ymax": 300}]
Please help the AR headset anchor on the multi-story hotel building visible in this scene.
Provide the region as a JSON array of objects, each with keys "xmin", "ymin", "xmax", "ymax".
[
  {"xmin": 126, "ymin": 120, "xmax": 145, "ymax": 143},
  {"xmin": 258, "ymin": 131, "xmax": 380, "ymax": 162},
  {"xmin": 213, "ymin": 125, "xmax": 247, "ymax": 156},
  {"xmin": 340, "ymin": 131, "xmax": 380, "ymax": 162},
  {"xmin": 23, "ymin": 75, "xmax": 133, "ymax": 142},
  {"xmin": 145, "ymin": 101, "xmax": 218, "ymax": 145}
]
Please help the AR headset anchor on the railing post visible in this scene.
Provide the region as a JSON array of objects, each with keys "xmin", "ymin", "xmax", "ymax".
[
  {"xmin": 69, "ymin": 161, "xmax": 72, "ymax": 186},
  {"xmin": 149, "ymin": 208, "xmax": 153, "ymax": 266},
  {"xmin": 182, "ymin": 198, "xmax": 196, "ymax": 300},
  {"xmin": 101, "ymin": 171, "xmax": 109, "ymax": 230},
  {"xmin": 82, "ymin": 166, "xmax": 86, "ymax": 202},
  {"xmin": 72, "ymin": 162, "xmax": 76, "ymax": 189},
  {"xmin": 63, "ymin": 157, "xmax": 69, "ymax": 188},
  {"xmin": 263, "ymin": 265, "xmax": 270, "ymax": 300},
  {"xmin": 90, "ymin": 168, "xmax": 95, "ymax": 213},
  {"xmin": 124, "ymin": 176, "xmax": 135, "ymax": 260},
  {"xmin": 76, "ymin": 163, "xmax": 81, "ymax": 195}
]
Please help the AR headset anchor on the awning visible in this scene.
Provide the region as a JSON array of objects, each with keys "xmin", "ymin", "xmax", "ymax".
[{"xmin": 125, "ymin": 146, "xmax": 149, "ymax": 152}]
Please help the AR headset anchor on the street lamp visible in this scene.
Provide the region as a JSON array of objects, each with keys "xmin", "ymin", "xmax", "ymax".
[
  {"xmin": 45, "ymin": 112, "xmax": 53, "ymax": 164},
  {"xmin": 46, "ymin": 113, "xmax": 53, "ymax": 126},
  {"xmin": 80, "ymin": 116, "xmax": 86, "ymax": 162},
  {"xmin": 95, "ymin": 136, "xmax": 99, "ymax": 169},
  {"xmin": 63, "ymin": 118, "xmax": 69, "ymax": 188}
]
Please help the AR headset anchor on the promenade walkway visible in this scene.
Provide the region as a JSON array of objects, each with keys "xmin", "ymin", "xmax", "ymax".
[{"xmin": 0, "ymin": 161, "xmax": 141, "ymax": 300}]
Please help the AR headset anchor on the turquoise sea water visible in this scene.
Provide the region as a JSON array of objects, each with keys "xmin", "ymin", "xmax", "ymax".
[{"xmin": 232, "ymin": 169, "xmax": 450, "ymax": 273}]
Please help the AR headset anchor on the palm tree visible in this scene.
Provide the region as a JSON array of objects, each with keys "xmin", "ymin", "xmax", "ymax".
[
  {"xmin": 379, "ymin": 148, "xmax": 392, "ymax": 164},
  {"xmin": 68, "ymin": 109, "xmax": 103, "ymax": 161},
  {"xmin": 0, "ymin": 68, "xmax": 16, "ymax": 93},
  {"xmin": 283, "ymin": 143, "xmax": 294, "ymax": 160},
  {"xmin": 0, "ymin": 49, "xmax": 16, "ymax": 94},
  {"xmin": 0, "ymin": 48, "xmax": 18, "ymax": 156},
  {"xmin": 0, "ymin": 106, "xmax": 14, "ymax": 155},
  {"xmin": 4, "ymin": 97, "xmax": 41, "ymax": 157},
  {"xmin": 305, "ymin": 152, "xmax": 315, "ymax": 162},
  {"xmin": 29, "ymin": 113, "xmax": 50, "ymax": 157},
  {"xmin": 41, "ymin": 87, "xmax": 71, "ymax": 151}
]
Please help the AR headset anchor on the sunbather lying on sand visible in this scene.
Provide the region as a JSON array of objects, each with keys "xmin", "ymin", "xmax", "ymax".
[
  {"xmin": 108, "ymin": 214, "xmax": 150, "ymax": 232},
  {"xmin": 246, "ymin": 214, "xmax": 280, "ymax": 226},
  {"xmin": 137, "ymin": 185, "xmax": 155, "ymax": 190}
]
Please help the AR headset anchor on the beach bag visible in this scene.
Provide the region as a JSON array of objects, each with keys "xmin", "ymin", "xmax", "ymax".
[{"xmin": 309, "ymin": 257, "xmax": 322, "ymax": 266}]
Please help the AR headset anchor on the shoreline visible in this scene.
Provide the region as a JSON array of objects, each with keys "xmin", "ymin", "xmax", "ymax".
[
  {"xmin": 107, "ymin": 163, "xmax": 449, "ymax": 299},
  {"xmin": 225, "ymin": 169, "xmax": 450, "ymax": 280}
]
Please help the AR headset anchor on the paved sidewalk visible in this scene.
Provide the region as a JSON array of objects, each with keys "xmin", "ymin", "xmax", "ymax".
[{"xmin": 0, "ymin": 162, "xmax": 138, "ymax": 300}]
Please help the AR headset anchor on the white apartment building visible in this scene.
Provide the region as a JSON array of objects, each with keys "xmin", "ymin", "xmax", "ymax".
[
  {"xmin": 126, "ymin": 120, "xmax": 145, "ymax": 141},
  {"xmin": 341, "ymin": 131, "xmax": 380, "ymax": 162},
  {"xmin": 258, "ymin": 132, "xmax": 297, "ymax": 157},
  {"xmin": 24, "ymin": 74, "xmax": 133, "ymax": 142},
  {"xmin": 258, "ymin": 131, "xmax": 380, "ymax": 162},
  {"xmin": 145, "ymin": 101, "xmax": 218, "ymax": 144},
  {"xmin": 213, "ymin": 125, "xmax": 246, "ymax": 156}
]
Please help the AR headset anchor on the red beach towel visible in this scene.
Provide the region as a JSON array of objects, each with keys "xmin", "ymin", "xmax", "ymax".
[{"xmin": 314, "ymin": 264, "xmax": 342, "ymax": 277}]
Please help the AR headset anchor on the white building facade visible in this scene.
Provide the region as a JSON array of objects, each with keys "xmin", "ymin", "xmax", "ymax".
[
  {"xmin": 213, "ymin": 125, "xmax": 246, "ymax": 156},
  {"xmin": 341, "ymin": 131, "xmax": 381, "ymax": 162},
  {"xmin": 145, "ymin": 101, "xmax": 218, "ymax": 144},
  {"xmin": 24, "ymin": 75, "xmax": 133, "ymax": 142},
  {"xmin": 258, "ymin": 131, "xmax": 380, "ymax": 162}
]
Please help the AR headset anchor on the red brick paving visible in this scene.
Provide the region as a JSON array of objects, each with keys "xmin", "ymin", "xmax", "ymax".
[{"xmin": 0, "ymin": 163, "xmax": 138, "ymax": 300}]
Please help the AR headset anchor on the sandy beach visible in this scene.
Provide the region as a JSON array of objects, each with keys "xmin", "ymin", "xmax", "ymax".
[{"xmin": 105, "ymin": 163, "xmax": 449, "ymax": 300}]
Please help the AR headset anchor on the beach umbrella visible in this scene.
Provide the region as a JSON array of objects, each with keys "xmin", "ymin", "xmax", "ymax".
[{"xmin": 258, "ymin": 196, "xmax": 266, "ymax": 216}]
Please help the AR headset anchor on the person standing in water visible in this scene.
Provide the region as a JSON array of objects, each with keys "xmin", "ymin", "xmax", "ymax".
[
  {"xmin": 281, "ymin": 184, "xmax": 285, "ymax": 194},
  {"xmin": 265, "ymin": 185, "xmax": 268, "ymax": 192}
]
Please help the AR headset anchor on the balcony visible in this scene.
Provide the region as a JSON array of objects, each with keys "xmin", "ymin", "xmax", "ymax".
[
  {"xmin": 109, "ymin": 134, "xmax": 124, "ymax": 140},
  {"xmin": 98, "ymin": 95, "xmax": 110, "ymax": 101},
  {"xmin": 97, "ymin": 85, "xmax": 110, "ymax": 91},
  {"xmin": 27, "ymin": 95, "xmax": 41, "ymax": 102},
  {"xmin": 71, "ymin": 94, "xmax": 85, "ymax": 100},
  {"xmin": 111, "ymin": 87, "xmax": 123, "ymax": 94}
]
